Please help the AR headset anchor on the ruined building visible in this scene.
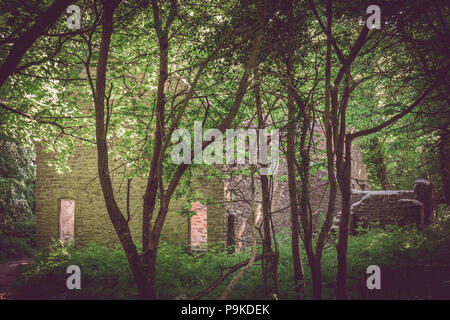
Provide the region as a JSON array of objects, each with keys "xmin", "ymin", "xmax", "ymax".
[
  {"xmin": 35, "ymin": 121, "xmax": 370, "ymax": 250},
  {"xmin": 36, "ymin": 75, "xmax": 433, "ymax": 250}
]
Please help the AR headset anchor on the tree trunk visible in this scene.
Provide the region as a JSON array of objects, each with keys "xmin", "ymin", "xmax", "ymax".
[
  {"xmin": 285, "ymin": 0, "xmax": 304, "ymax": 288},
  {"xmin": 295, "ymin": 95, "xmax": 317, "ymax": 297},
  {"xmin": 439, "ymin": 124, "xmax": 450, "ymax": 205},
  {"xmin": 254, "ymin": 67, "xmax": 274, "ymax": 298},
  {"xmin": 286, "ymin": 82, "xmax": 305, "ymax": 287},
  {"xmin": 336, "ymin": 135, "xmax": 353, "ymax": 300},
  {"xmin": 307, "ymin": 0, "xmax": 337, "ymax": 299},
  {"xmin": 92, "ymin": 0, "xmax": 150, "ymax": 299},
  {"xmin": 310, "ymin": 257, "xmax": 323, "ymax": 300},
  {"xmin": 146, "ymin": 247, "xmax": 158, "ymax": 300},
  {"xmin": 368, "ymin": 137, "xmax": 391, "ymax": 189},
  {"xmin": 141, "ymin": 0, "xmax": 175, "ymax": 299},
  {"xmin": 226, "ymin": 213, "xmax": 236, "ymax": 254},
  {"xmin": 142, "ymin": 30, "xmax": 169, "ymax": 276}
]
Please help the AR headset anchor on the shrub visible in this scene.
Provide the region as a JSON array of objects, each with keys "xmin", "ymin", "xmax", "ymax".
[
  {"xmin": 0, "ymin": 215, "xmax": 36, "ymax": 262},
  {"xmin": 16, "ymin": 214, "xmax": 450, "ymax": 299},
  {"xmin": 0, "ymin": 140, "xmax": 36, "ymax": 262}
]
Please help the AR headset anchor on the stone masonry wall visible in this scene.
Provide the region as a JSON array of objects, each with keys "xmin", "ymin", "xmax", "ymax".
[
  {"xmin": 348, "ymin": 190, "xmax": 418, "ymax": 229},
  {"xmin": 36, "ymin": 143, "xmax": 224, "ymax": 248},
  {"xmin": 224, "ymin": 129, "xmax": 369, "ymax": 250}
]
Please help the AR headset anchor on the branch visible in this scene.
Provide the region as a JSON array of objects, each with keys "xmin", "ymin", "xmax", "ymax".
[
  {"xmin": 0, "ymin": 0, "xmax": 76, "ymax": 88},
  {"xmin": 349, "ymin": 83, "xmax": 437, "ymax": 140},
  {"xmin": 126, "ymin": 178, "xmax": 132, "ymax": 224},
  {"xmin": 164, "ymin": 30, "xmax": 264, "ymax": 201},
  {"xmin": 0, "ymin": 100, "xmax": 94, "ymax": 143},
  {"xmin": 308, "ymin": 0, "xmax": 345, "ymax": 64},
  {"xmin": 190, "ymin": 254, "xmax": 264, "ymax": 300}
]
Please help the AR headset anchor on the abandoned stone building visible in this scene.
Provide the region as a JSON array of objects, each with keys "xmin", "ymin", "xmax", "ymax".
[
  {"xmin": 35, "ymin": 120, "xmax": 366, "ymax": 250},
  {"xmin": 36, "ymin": 74, "xmax": 225, "ymax": 249},
  {"xmin": 222, "ymin": 124, "xmax": 369, "ymax": 250},
  {"xmin": 35, "ymin": 142, "xmax": 224, "ymax": 249},
  {"xmin": 36, "ymin": 126, "xmax": 437, "ymax": 251},
  {"xmin": 35, "ymin": 74, "xmax": 435, "ymax": 250}
]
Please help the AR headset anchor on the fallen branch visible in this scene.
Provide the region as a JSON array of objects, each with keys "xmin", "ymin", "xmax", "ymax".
[{"xmin": 189, "ymin": 254, "xmax": 264, "ymax": 300}]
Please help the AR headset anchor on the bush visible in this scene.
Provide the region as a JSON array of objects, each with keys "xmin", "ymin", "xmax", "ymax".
[
  {"xmin": 18, "ymin": 241, "xmax": 136, "ymax": 299},
  {"xmin": 16, "ymin": 215, "xmax": 450, "ymax": 300},
  {"xmin": 0, "ymin": 140, "xmax": 36, "ymax": 262},
  {"xmin": 0, "ymin": 215, "xmax": 36, "ymax": 262}
]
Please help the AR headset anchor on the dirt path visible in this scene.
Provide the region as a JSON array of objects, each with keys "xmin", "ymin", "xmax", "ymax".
[{"xmin": 0, "ymin": 258, "xmax": 32, "ymax": 300}]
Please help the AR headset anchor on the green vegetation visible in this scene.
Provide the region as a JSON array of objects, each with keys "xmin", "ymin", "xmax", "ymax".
[
  {"xmin": 17, "ymin": 212, "xmax": 450, "ymax": 300},
  {"xmin": 0, "ymin": 0, "xmax": 448, "ymax": 299},
  {"xmin": 0, "ymin": 141, "xmax": 36, "ymax": 262}
]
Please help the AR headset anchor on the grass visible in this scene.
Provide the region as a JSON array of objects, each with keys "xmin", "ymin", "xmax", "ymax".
[{"xmin": 15, "ymin": 213, "xmax": 450, "ymax": 300}]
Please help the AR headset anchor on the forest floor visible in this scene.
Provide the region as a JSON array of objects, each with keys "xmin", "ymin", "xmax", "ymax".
[{"xmin": 0, "ymin": 258, "xmax": 32, "ymax": 300}]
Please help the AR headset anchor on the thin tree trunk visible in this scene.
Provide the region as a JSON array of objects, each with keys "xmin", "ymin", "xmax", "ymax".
[
  {"xmin": 313, "ymin": 24, "xmax": 337, "ymax": 296},
  {"xmin": 298, "ymin": 117, "xmax": 320, "ymax": 298},
  {"xmin": 285, "ymin": 0, "xmax": 304, "ymax": 288},
  {"xmin": 439, "ymin": 124, "xmax": 450, "ymax": 205},
  {"xmin": 336, "ymin": 135, "xmax": 353, "ymax": 300},
  {"xmin": 146, "ymin": 245, "xmax": 158, "ymax": 300},
  {"xmin": 92, "ymin": 0, "xmax": 150, "ymax": 299},
  {"xmin": 142, "ymin": 30, "xmax": 169, "ymax": 276},
  {"xmin": 310, "ymin": 256, "xmax": 323, "ymax": 299},
  {"xmin": 254, "ymin": 67, "xmax": 274, "ymax": 298},
  {"xmin": 140, "ymin": 0, "xmax": 178, "ymax": 299},
  {"xmin": 220, "ymin": 167, "xmax": 257, "ymax": 300},
  {"xmin": 309, "ymin": 0, "xmax": 337, "ymax": 300},
  {"xmin": 368, "ymin": 137, "xmax": 391, "ymax": 189},
  {"xmin": 286, "ymin": 84, "xmax": 305, "ymax": 287}
]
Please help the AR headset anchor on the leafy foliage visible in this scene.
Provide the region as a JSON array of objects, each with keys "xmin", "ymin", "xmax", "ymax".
[
  {"xmin": 17, "ymin": 212, "xmax": 450, "ymax": 299},
  {"xmin": 0, "ymin": 140, "xmax": 36, "ymax": 261},
  {"xmin": 1, "ymin": 0, "xmax": 448, "ymax": 300}
]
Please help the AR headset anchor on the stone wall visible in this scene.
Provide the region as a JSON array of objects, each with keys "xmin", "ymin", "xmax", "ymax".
[
  {"xmin": 347, "ymin": 180, "xmax": 438, "ymax": 230},
  {"xmin": 346, "ymin": 190, "xmax": 415, "ymax": 229},
  {"xmin": 36, "ymin": 143, "xmax": 224, "ymax": 248},
  {"xmin": 224, "ymin": 131, "xmax": 370, "ymax": 250}
]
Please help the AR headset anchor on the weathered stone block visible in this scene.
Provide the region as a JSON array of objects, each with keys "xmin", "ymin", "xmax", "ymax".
[{"xmin": 414, "ymin": 179, "xmax": 438, "ymax": 225}]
